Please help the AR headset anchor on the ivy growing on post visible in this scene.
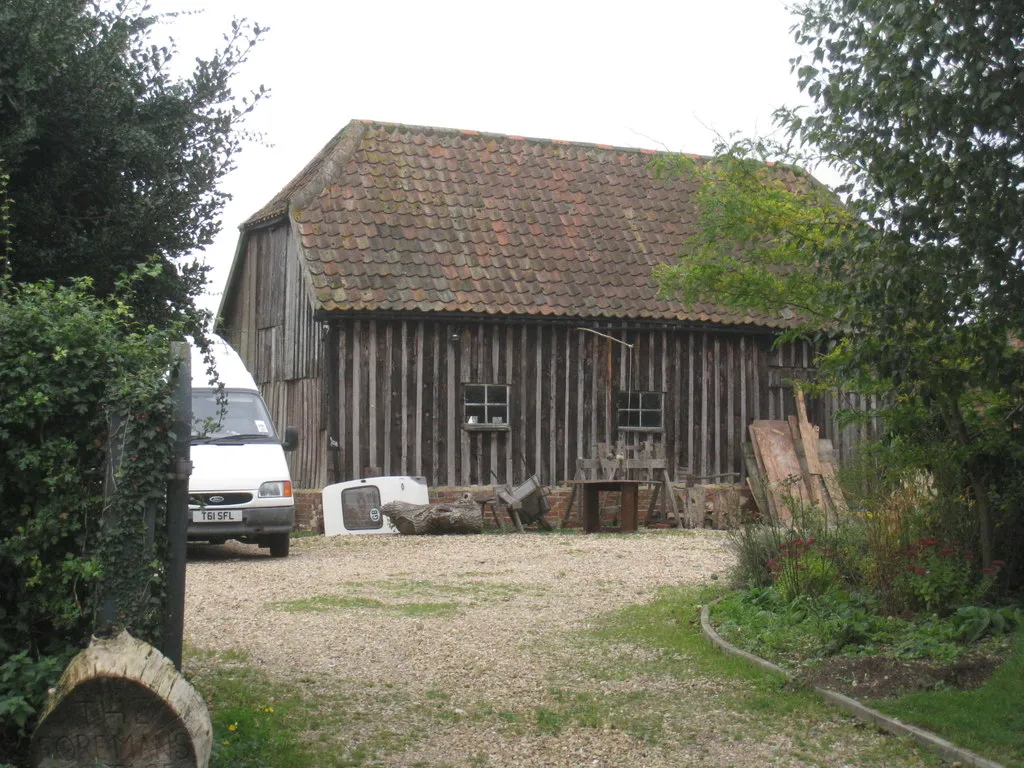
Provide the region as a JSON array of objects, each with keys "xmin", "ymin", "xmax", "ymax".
[{"xmin": 0, "ymin": 275, "xmax": 186, "ymax": 759}]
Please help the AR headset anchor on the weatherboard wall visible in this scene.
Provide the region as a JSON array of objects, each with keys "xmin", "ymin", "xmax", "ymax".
[{"xmin": 219, "ymin": 222, "xmax": 865, "ymax": 491}]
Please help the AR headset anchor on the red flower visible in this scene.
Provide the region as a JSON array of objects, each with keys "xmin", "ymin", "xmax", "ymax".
[
  {"xmin": 939, "ymin": 548, "xmax": 953, "ymax": 556},
  {"xmin": 915, "ymin": 567, "xmax": 927, "ymax": 576},
  {"xmin": 992, "ymin": 560, "xmax": 1006, "ymax": 568},
  {"xmin": 982, "ymin": 567, "xmax": 993, "ymax": 575},
  {"xmin": 965, "ymin": 553, "xmax": 975, "ymax": 560}
]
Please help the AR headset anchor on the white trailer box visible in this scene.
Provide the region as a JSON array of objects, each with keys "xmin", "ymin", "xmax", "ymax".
[{"xmin": 322, "ymin": 476, "xmax": 429, "ymax": 535}]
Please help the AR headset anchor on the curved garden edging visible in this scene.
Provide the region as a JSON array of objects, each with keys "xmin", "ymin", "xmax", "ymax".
[{"xmin": 700, "ymin": 601, "xmax": 1007, "ymax": 768}]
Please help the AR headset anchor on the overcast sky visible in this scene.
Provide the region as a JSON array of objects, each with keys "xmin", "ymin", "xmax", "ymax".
[{"xmin": 146, "ymin": 0, "xmax": 809, "ymax": 314}]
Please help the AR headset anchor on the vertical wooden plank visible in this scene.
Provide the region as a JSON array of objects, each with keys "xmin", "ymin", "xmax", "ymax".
[
  {"xmin": 577, "ymin": 329, "xmax": 586, "ymax": 463},
  {"xmin": 740, "ymin": 335, "xmax": 748, "ymax": 477},
  {"xmin": 432, "ymin": 324, "xmax": 441, "ymax": 485},
  {"xmin": 351, "ymin": 321, "xmax": 361, "ymax": 478},
  {"xmin": 563, "ymin": 326, "xmax": 572, "ymax": 481},
  {"xmin": 367, "ymin": 320, "xmax": 378, "ymax": 473},
  {"xmin": 700, "ymin": 332, "xmax": 709, "ymax": 478},
  {"xmin": 714, "ymin": 336, "xmax": 722, "ymax": 478},
  {"xmin": 400, "ymin": 322, "xmax": 408, "ymax": 475},
  {"xmin": 674, "ymin": 331, "xmax": 683, "ymax": 476},
  {"xmin": 520, "ymin": 325, "xmax": 528, "ymax": 481},
  {"xmin": 383, "ymin": 323, "xmax": 392, "ymax": 476},
  {"xmin": 548, "ymin": 326, "xmax": 557, "ymax": 484},
  {"xmin": 447, "ymin": 325, "xmax": 457, "ymax": 487},
  {"xmin": 780, "ymin": 342, "xmax": 788, "ymax": 418},
  {"xmin": 415, "ymin": 321, "xmax": 424, "ymax": 477},
  {"xmin": 687, "ymin": 331, "xmax": 695, "ymax": 477},
  {"xmin": 535, "ymin": 324, "xmax": 544, "ymax": 480},
  {"xmin": 461, "ymin": 325, "xmax": 474, "ymax": 485},
  {"xmin": 490, "ymin": 325, "xmax": 499, "ymax": 485},
  {"xmin": 598, "ymin": 333, "xmax": 606, "ymax": 448},
  {"xmin": 326, "ymin": 324, "xmax": 340, "ymax": 486},
  {"xmin": 505, "ymin": 323, "xmax": 514, "ymax": 484},
  {"xmin": 727, "ymin": 337, "xmax": 736, "ymax": 476},
  {"xmin": 648, "ymin": 328, "xmax": 655, "ymax": 392},
  {"xmin": 338, "ymin": 323, "xmax": 348, "ymax": 482},
  {"xmin": 660, "ymin": 329, "xmax": 668, "ymax": 454}
]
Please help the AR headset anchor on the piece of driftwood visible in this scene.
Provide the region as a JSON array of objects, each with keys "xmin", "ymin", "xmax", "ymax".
[
  {"xmin": 31, "ymin": 631, "xmax": 211, "ymax": 768},
  {"xmin": 382, "ymin": 494, "xmax": 483, "ymax": 535}
]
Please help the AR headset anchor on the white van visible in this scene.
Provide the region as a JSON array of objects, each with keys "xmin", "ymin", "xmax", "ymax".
[{"xmin": 188, "ymin": 336, "xmax": 298, "ymax": 557}]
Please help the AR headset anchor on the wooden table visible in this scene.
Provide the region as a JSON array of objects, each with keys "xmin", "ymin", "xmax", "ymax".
[{"xmin": 568, "ymin": 480, "xmax": 645, "ymax": 533}]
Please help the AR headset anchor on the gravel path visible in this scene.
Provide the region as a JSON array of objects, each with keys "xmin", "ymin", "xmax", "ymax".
[{"xmin": 184, "ymin": 530, "xmax": 931, "ymax": 767}]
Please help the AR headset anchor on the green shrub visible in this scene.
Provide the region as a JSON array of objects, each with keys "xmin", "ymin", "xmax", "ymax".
[
  {"xmin": 769, "ymin": 541, "xmax": 840, "ymax": 603},
  {"xmin": 952, "ymin": 606, "xmax": 1022, "ymax": 643},
  {"xmin": 726, "ymin": 523, "xmax": 780, "ymax": 588},
  {"xmin": 893, "ymin": 538, "xmax": 999, "ymax": 615},
  {"xmin": 0, "ymin": 277, "xmax": 183, "ymax": 759}
]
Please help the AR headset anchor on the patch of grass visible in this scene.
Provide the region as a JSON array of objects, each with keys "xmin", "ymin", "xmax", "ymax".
[
  {"xmin": 275, "ymin": 595, "xmax": 385, "ymax": 612},
  {"xmin": 272, "ymin": 594, "xmax": 459, "ymax": 618},
  {"xmin": 184, "ymin": 649, "xmax": 316, "ymax": 768},
  {"xmin": 373, "ymin": 577, "xmax": 526, "ymax": 601},
  {"xmin": 394, "ymin": 601, "xmax": 460, "ymax": 618},
  {"xmin": 531, "ymin": 687, "xmax": 664, "ymax": 741},
  {"xmin": 593, "ymin": 585, "xmax": 819, "ymax": 708},
  {"xmin": 873, "ymin": 634, "xmax": 1024, "ymax": 767},
  {"xmin": 187, "ymin": 648, "xmax": 428, "ymax": 767},
  {"xmin": 585, "ymin": 585, "xmax": 939, "ymax": 766}
]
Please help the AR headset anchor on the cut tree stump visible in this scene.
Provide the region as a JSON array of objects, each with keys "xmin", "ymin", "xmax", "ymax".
[
  {"xmin": 31, "ymin": 631, "xmax": 211, "ymax": 768},
  {"xmin": 382, "ymin": 494, "xmax": 483, "ymax": 535}
]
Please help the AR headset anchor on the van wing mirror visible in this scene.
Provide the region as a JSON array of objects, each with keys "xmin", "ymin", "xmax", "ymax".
[{"xmin": 282, "ymin": 425, "xmax": 299, "ymax": 452}]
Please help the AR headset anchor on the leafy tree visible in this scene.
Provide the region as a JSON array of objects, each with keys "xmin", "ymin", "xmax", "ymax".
[
  {"xmin": 657, "ymin": 0, "xmax": 1024, "ymax": 574},
  {"xmin": 0, "ymin": 0, "xmax": 265, "ymax": 325}
]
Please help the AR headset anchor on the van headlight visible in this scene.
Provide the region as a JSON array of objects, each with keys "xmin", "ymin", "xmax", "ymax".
[{"xmin": 259, "ymin": 481, "xmax": 293, "ymax": 498}]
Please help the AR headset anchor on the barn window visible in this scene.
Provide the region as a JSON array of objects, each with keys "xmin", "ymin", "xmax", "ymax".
[
  {"xmin": 617, "ymin": 391, "xmax": 664, "ymax": 430},
  {"xmin": 463, "ymin": 384, "xmax": 510, "ymax": 429}
]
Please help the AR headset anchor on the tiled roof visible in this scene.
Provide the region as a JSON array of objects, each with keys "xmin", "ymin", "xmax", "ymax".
[{"xmin": 244, "ymin": 120, "xmax": 797, "ymax": 327}]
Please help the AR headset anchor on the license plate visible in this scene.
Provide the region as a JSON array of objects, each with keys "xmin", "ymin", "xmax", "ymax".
[{"xmin": 192, "ymin": 509, "xmax": 243, "ymax": 523}]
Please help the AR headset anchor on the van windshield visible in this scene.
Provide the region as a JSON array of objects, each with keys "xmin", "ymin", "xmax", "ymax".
[{"xmin": 191, "ymin": 390, "xmax": 278, "ymax": 443}]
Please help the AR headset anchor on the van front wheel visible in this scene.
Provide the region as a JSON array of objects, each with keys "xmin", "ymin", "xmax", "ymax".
[{"xmin": 268, "ymin": 534, "xmax": 290, "ymax": 558}]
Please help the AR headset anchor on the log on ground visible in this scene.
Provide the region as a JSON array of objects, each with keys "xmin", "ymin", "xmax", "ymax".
[
  {"xmin": 382, "ymin": 495, "xmax": 483, "ymax": 535},
  {"xmin": 30, "ymin": 631, "xmax": 212, "ymax": 768}
]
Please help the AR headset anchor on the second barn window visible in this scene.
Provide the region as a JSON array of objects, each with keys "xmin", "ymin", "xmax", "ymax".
[
  {"xmin": 617, "ymin": 391, "xmax": 664, "ymax": 430},
  {"xmin": 463, "ymin": 383, "xmax": 510, "ymax": 429}
]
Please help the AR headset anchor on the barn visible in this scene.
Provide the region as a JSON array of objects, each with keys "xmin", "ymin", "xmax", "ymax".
[{"xmin": 216, "ymin": 119, "xmax": 866, "ymax": 510}]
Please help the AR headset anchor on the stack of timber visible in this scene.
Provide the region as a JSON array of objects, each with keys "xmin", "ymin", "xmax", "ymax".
[
  {"xmin": 30, "ymin": 631, "xmax": 211, "ymax": 768},
  {"xmin": 746, "ymin": 391, "xmax": 848, "ymax": 524},
  {"xmin": 382, "ymin": 493, "xmax": 483, "ymax": 535}
]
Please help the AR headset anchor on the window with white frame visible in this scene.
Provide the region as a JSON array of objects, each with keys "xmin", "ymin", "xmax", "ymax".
[
  {"xmin": 463, "ymin": 383, "xmax": 509, "ymax": 427},
  {"xmin": 616, "ymin": 391, "xmax": 664, "ymax": 430}
]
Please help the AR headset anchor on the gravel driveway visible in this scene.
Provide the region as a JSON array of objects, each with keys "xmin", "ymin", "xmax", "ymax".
[{"xmin": 184, "ymin": 530, "xmax": 931, "ymax": 767}]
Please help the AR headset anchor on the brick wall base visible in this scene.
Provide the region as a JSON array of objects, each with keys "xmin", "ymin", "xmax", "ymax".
[{"xmin": 295, "ymin": 483, "xmax": 752, "ymax": 533}]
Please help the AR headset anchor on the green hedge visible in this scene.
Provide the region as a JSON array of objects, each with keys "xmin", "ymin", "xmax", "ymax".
[{"xmin": 0, "ymin": 277, "xmax": 180, "ymax": 761}]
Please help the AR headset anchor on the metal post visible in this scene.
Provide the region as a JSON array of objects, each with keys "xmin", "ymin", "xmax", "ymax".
[{"xmin": 162, "ymin": 341, "xmax": 191, "ymax": 669}]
